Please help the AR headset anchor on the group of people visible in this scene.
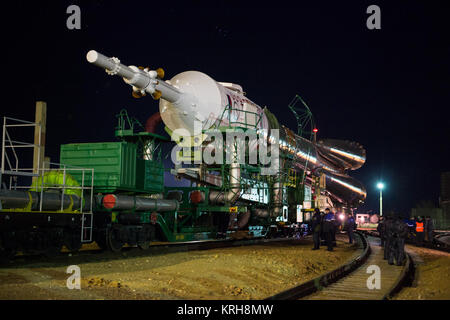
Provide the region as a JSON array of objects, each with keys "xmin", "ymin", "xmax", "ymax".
[
  {"xmin": 406, "ymin": 216, "xmax": 435, "ymax": 245},
  {"xmin": 311, "ymin": 207, "xmax": 356, "ymax": 251},
  {"xmin": 377, "ymin": 215, "xmax": 435, "ymax": 266},
  {"xmin": 377, "ymin": 215, "xmax": 408, "ymax": 266}
]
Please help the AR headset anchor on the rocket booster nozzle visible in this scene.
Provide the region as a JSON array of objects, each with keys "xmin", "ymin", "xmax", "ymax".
[{"xmin": 86, "ymin": 50, "xmax": 181, "ymax": 102}]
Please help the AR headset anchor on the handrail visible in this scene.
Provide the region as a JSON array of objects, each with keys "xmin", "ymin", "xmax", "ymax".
[{"xmin": 215, "ymin": 104, "xmax": 263, "ymax": 130}]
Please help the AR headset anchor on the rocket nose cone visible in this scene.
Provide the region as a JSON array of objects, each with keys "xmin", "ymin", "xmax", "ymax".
[{"xmin": 86, "ymin": 50, "xmax": 98, "ymax": 63}]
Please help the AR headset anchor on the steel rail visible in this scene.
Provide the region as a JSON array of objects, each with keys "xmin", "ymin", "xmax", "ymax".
[
  {"xmin": 265, "ymin": 232, "xmax": 416, "ymax": 300},
  {"xmin": 382, "ymin": 252, "xmax": 415, "ymax": 300},
  {"xmin": 265, "ymin": 231, "xmax": 370, "ymax": 300},
  {"xmin": 360, "ymin": 229, "xmax": 450, "ymax": 253},
  {"xmin": 2, "ymin": 235, "xmax": 309, "ymax": 265}
]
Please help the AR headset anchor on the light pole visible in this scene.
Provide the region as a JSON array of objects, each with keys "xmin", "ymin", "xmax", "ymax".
[
  {"xmin": 377, "ymin": 182, "xmax": 384, "ymax": 216},
  {"xmin": 313, "ymin": 128, "xmax": 318, "ymax": 143}
]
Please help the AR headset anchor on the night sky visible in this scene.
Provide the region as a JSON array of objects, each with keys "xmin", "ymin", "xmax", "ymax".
[{"xmin": 1, "ymin": 1, "xmax": 449, "ymax": 215}]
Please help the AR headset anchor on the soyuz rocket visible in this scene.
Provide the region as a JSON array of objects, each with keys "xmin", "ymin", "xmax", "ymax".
[{"xmin": 86, "ymin": 50, "xmax": 367, "ymax": 209}]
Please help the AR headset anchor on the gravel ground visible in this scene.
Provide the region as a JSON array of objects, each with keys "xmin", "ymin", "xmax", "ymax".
[
  {"xmin": 0, "ymin": 238, "xmax": 358, "ymax": 300},
  {"xmin": 394, "ymin": 244, "xmax": 450, "ymax": 300}
]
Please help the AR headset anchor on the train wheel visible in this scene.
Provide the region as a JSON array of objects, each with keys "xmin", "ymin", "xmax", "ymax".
[
  {"xmin": 97, "ymin": 240, "xmax": 107, "ymax": 250},
  {"xmin": 64, "ymin": 229, "xmax": 82, "ymax": 252},
  {"xmin": 107, "ymin": 225, "xmax": 124, "ymax": 252},
  {"xmin": 95, "ymin": 228, "xmax": 108, "ymax": 250},
  {"xmin": 66, "ymin": 241, "xmax": 82, "ymax": 252},
  {"xmin": 0, "ymin": 234, "xmax": 16, "ymax": 261},
  {"xmin": 137, "ymin": 225, "xmax": 153, "ymax": 250},
  {"xmin": 0, "ymin": 247, "xmax": 16, "ymax": 261},
  {"xmin": 137, "ymin": 241, "xmax": 150, "ymax": 250},
  {"xmin": 44, "ymin": 228, "xmax": 64, "ymax": 258},
  {"xmin": 44, "ymin": 242, "xmax": 63, "ymax": 258}
]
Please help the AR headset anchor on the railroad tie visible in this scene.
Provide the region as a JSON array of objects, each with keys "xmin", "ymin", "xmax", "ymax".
[{"xmin": 304, "ymin": 239, "xmax": 404, "ymax": 300}]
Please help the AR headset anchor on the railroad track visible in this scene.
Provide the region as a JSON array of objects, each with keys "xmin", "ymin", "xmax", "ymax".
[
  {"xmin": 266, "ymin": 232, "xmax": 414, "ymax": 300},
  {"xmin": 428, "ymin": 233, "xmax": 450, "ymax": 252},
  {"xmin": 361, "ymin": 230, "xmax": 450, "ymax": 253},
  {"xmin": 1, "ymin": 235, "xmax": 310, "ymax": 266}
]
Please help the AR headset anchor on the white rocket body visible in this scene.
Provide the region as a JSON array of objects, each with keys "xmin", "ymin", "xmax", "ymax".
[{"xmin": 159, "ymin": 71, "xmax": 269, "ymax": 135}]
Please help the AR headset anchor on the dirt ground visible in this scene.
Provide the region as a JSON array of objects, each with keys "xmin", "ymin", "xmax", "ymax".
[
  {"xmin": 0, "ymin": 239, "xmax": 358, "ymax": 300},
  {"xmin": 394, "ymin": 244, "xmax": 450, "ymax": 300}
]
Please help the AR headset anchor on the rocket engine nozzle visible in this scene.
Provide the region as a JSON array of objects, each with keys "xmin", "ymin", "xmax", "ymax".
[{"xmin": 316, "ymin": 139, "xmax": 366, "ymax": 170}]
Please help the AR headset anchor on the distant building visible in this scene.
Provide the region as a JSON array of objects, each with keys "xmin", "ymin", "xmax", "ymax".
[
  {"xmin": 411, "ymin": 208, "xmax": 448, "ymax": 229},
  {"xmin": 439, "ymin": 171, "xmax": 450, "ymax": 229},
  {"xmin": 411, "ymin": 172, "xmax": 450, "ymax": 230},
  {"xmin": 441, "ymin": 171, "xmax": 450, "ymax": 202}
]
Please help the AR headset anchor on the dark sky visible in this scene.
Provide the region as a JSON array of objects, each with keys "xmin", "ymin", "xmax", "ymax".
[{"xmin": 1, "ymin": 0, "xmax": 449, "ymax": 215}]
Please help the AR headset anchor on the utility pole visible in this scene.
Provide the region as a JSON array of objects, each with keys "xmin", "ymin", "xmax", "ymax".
[
  {"xmin": 379, "ymin": 187, "xmax": 383, "ymax": 216},
  {"xmin": 32, "ymin": 101, "xmax": 47, "ymax": 183},
  {"xmin": 377, "ymin": 182, "xmax": 384, "ymax": 217}
]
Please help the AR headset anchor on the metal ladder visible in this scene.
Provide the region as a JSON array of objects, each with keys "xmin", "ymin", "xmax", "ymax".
[{"xmin": 81, "ymin": 212, "xmax": 93, "ymax": 243}]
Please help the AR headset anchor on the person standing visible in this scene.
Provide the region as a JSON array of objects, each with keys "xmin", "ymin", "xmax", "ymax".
[
  {"xmin": 383, "ymin": 214, "xmax": 394, "ymax": 260},
  {"xmin": 323, "ymin": 208, "xmax": 336, "ymax": 251},
  {"xmin": 386, "ymin": 214, "xmax": 401, "ymax": 265},
  {"xmin": 377, "ymin": 216, "xmax": 385, "ymax": 247},
  {"xmin": 311, "ymin": 208, "xmax": 322, "ymax": 250},
  {"xmin": 392, "ymin": 216, "xmax": 408, "ymax": 266},
  {"xmin": 332, "ymin": 209, "xmax": 340, "ymax": 247},
  {"xmin": 320, "ymin": 210, "xmax": 326, "ymax": 245},
  {"xmin": 415, "ymin": 216, "xmax": 425, "ymax": 246},
  {"xmin": 406, "ymin": 217, "xmax": 416, "ymax": 241},
  {"xmin": 345, "ymin": 213, "xmax": 356, "ymax": 244},
  {"xmin": 425, "ymin": 216, "xmax": 434, "ymax": 243}
]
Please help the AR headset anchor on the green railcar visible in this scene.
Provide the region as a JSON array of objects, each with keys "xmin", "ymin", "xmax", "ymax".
[{"xmin": 60, "ymin": 141, "xmax": 165, "ymax": 195}]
